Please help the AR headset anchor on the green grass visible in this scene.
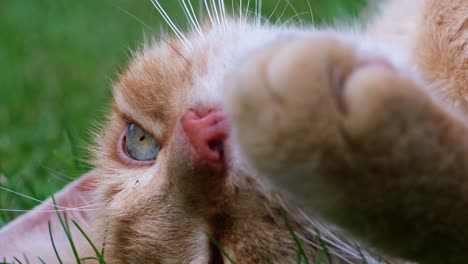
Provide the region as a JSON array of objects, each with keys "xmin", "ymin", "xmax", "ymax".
[{"xmin": 0, "ymin": 0, "xmax": 365, "ymax": 228}]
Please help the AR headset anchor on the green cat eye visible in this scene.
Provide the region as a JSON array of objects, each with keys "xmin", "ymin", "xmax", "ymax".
[{"xmin": 125, "ymin": 123, "xmax": 160, "ymax": 161}]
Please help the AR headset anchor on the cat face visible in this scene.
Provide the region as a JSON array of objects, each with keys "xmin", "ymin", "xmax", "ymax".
[
  {"xmin": 2, "ymin": 0, "xmax": 467, "ymax": 263},
  {"xmin": 0, "ymin": 14, "xmax": 372, "ymax": 264},
  {"xmin": 1, "ymin": 2, "xmax": 422, "ymax": 263},
  {"xmin": 91, "ymin": 23, "xmax": 303, "ymax": 263},
  {"xmin": 90, "ymin": 22, "xmax": 369, "ymax": 263}
]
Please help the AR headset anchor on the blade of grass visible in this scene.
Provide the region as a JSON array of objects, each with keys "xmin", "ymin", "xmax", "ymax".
[
  {"xmin": 315, "ymin": 227, "xmax": 333, "ymax": 264},
  {"xmin": 72, "ymin": 220, "xmax": 107, "ymax": 264},
  {"xmin": 37, "ymin": 257, "xmax": 47, "ymax": 264},
  {"xmin": 315, "ymin": 248, "xmax": 324, "ymax": 264},
  {"xmin": 22, "ymin": 254, "xmax": 30, "ymax": 264},
  {"xmin": 12, "ymin": 257, "xmax": 23, "ymax": 264},
  {"xmin": 280, "ymin": 209, "xmax": 310, "ymax": 264},
  {"xmin": 206, "ymin": 233, "xmax": 234, "ymax": 264},
  {"xmin": 51, "ymin": 195, "xmax": 81, "ymax": 263},
  {"xmin": 48, "ymin": 220, "xmax": 63, "ymax": 264},
  {"xmin": 101, "ymin": 221, "xmax": 110, "ymax": 258},
  {"xmin": 63, "ymin": 212, "xmax": 72, "ymax": 238}
]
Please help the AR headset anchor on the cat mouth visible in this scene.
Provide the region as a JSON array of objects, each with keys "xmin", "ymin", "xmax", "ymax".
[{"xmin": 208, "ymin": 139, "xmax": 225, "ymax": 165}]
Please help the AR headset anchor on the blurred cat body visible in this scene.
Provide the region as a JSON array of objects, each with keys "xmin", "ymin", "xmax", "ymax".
[{"xmin": 0, "ymin": 0, "xmax": 466, "ymax": 263}]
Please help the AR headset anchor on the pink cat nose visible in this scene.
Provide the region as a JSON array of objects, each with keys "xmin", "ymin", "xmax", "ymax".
[{"xmin": 181, "ymin": 108, "xmax": 230, "ymax": 169}]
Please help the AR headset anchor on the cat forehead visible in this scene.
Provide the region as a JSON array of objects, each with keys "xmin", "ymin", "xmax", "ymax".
[{"xmin": 112, "ymin": 23, "xmax": 289, "ymax": 121}]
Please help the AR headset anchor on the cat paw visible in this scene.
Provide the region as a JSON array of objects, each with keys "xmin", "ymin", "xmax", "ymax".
[
  {"xmin": 227, "ymin": 36, "xmax": 428, "ymax": 175},
  {"xmin": 227, "ymin": 36, "xmax": 468, "ymax": 263}
]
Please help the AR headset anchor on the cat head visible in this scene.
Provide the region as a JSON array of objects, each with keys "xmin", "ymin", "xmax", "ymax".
[
  {"xmin": 0, "ymin": 6, "xmax": 374, "ymax": 264},
  {"xmin": 91, "ymin": 21, "xmax": 313, "ymax": 263}
]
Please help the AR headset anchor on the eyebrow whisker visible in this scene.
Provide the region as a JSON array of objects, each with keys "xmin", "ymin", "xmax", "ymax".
[
  {"xmin": 180, "ymin": 0, "xmax": 204, "ymax": 39},
  {"xmin": 151, "ymin": 0, "xmax": 193, "ymax": 50},
  {"xmin": 210, "ymin": 0, "xmax": 222, "ymax": 28},
  {"xmin": 265, "ymin": 0, "xmax": 282, "ymax": 25},
  {"xmin": 113, "ymin": 4, "xmax": 154, "ymax": 31},
  {"xmin": 203, "ymin": 0, "xmax": 216, "ymax": 27},
  {"xmin": 163, "ymin": 39, "xmax": 192, "ymax": 66}
]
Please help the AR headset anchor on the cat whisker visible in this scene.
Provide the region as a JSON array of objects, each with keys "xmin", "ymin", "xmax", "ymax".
[
  {"xmin": 162, "ymin": 39, "xmax": 192, "ymax": 65},
  {"xmin": 239, "ymin": 0, "xmax": 243, "ymax": 22},
  {"xmin": 185, "ymin": 0, "xmax": 203, "ymax": 35},
  {"xmin": 252, "ymin": 0, "xmax": 258, "ymax": 24},
  {"xmin": 113, "ymin": 4, "xmax": 154, "ymax": 31},
  {"xmin": 50, "ymin": 174, "xmax": 73, "ymax": 185},
  {"xmin": 297, "ymin": 231, "xmax": 360, "ymax": 262},
  {"xmin": 180, "ymin": 0, "xmax": 204, "ymax": 39},
  {"xmin": 219, "ymin": 0, "xmax": 228, "ymax": 28},
  {"xmin": 275, "ymin": 1, "xmax": 290, "ymax": 25},
  {"xmin": 305, "ymin": 0, "xmax": 315, "ymax": 25},
  {"xmin": 255, "ymin": 0, "xmax": 263, "ymax": 26},
  {"xmin": 265, "ymin": 197, "xmax": 359, "ymax": 263},
  {"xmin": 244, "ymin": 0, "xmax": 251, "ymax": 24},
  {"xmin": 230, "ymin": 0, "xmax": 234, "ymax": 17},
  {"xmin": 271, "ymin": 193, "xmax": 377, "ymax": 263},
  {"xmin": 0, "ymin": 208, "xmax": 100, "ymax": 213},
  {"xmin": 41, "ymin": 166, "xmax": 75, "ymax": 182},
  {"xmin": 0, "ymin": 186, "xmax": 97, "ymax": 211},
  {"xmin": 41, "ymin": 167, "xmax": 94, "ymax": 191},
  {"xmin": 298, "ymin": 209, "xmax": 379, "ymax": 263},
  {"xmin": 189, "ymin": 0, "xmax": 205, "ymax": 38},
  {"xmin": 203, "ymin": 0, "xmax": 216, "ymax": 28},
  {"xmin": 210, "ymin": 0, "xmax": 222, "ymax": 28},
  {"xmin": 294, "ymin": 233, "xmax": 356, "ymax": 264},
  {"xmin": 151, "ymin": 0, "xmax": 192, "ymax": 50},
  {"xmin": 297, "ymin": 229, "xmax": 374, "ymax": 264},
  {"xmin": 69, "ymin": 203, "xmax": 101, "ymax": 209},
  {"xmin": 300, "ymin": 214, "xmax": 361, "ymax": 253},
  {"xmin": 265, "ymin": 0, "xmax": 282, "ymax": 25},
  {"xmin": 42, "ymin": 166, "xmax": 97, "ymax": 191},
  {"xmin": 282, "ymin": 12, "xmax": 309, "ymax": 27},
  {"xmin": 285, "ymin": 0, "xmax": 301, "ymax": 23},
  {"xmin": 254, "ymin": 0, "xmax": 258, "ymax": 23},
  {"xmin": 244, "ymin": 10, "xmax": 268, "ymax": 25}
]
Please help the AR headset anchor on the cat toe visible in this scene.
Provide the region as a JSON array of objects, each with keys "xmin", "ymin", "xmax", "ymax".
[{"xmin": 340, "ymin": 62, "xmax": 427, "ymax": 139}]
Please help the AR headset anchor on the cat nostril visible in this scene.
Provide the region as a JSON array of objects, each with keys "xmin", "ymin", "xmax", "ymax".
[
  {"xmin": 208, "ymin": 140, "xmax": 221, "ymax": 151},
  {"xmin": 209, "ymin": 140, "xmax": 225, "ymax": 159},
  {"xmin": 181, "ymin": 108, "xmax": 230, "ymax": 169}
]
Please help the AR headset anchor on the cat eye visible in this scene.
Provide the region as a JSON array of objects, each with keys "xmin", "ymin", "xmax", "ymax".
[{"xmin": 124, "ymin": 123, "xmax": 160, "ymax": 161}]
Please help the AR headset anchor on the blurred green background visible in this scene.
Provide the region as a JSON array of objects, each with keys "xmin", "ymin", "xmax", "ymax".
[{"xmin": 0, "ymin": 0, "xmax": 366, "ymax": 226}]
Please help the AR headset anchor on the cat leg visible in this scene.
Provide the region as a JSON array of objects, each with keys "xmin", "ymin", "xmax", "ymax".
[{"xmin": 227, "ymin": 36, "xmax": 468, "ymax": 263}]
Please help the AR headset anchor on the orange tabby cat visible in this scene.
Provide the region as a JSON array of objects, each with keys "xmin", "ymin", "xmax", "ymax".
[{"xmin": 1, "ymin": 0, "xmax": 466, "ymax": 263}]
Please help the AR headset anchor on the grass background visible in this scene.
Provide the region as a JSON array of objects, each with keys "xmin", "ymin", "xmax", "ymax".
[{"xmin": 0, "ymin": 0, "xmax": 366, "ymax": 226}]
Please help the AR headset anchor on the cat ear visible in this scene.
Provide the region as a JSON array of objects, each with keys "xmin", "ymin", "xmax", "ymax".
[{"xmin": 0, "ymin": 170, "xmax": 100, "ymax": 261}]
